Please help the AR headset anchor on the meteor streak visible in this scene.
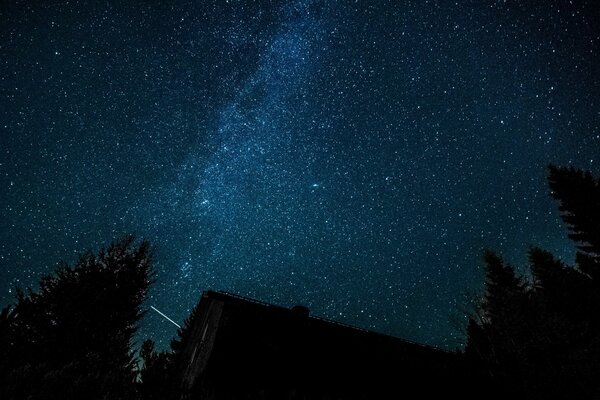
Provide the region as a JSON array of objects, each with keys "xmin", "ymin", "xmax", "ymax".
[{"xmin": 150, "ymin": 305, "xmax": 181, "ymax": 328}]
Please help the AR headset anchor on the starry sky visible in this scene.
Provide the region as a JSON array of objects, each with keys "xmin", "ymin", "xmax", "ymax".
[{"xmin": 1, "ymin": 0, "xmax": 599, "ymax": 349}]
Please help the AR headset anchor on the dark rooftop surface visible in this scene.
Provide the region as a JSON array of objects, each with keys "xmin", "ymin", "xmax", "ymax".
[{"xmin": 177, "ymin": 290, "xmax": 495, "ymax": 399}]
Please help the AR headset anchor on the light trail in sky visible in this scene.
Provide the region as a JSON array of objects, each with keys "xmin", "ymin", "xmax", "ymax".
[{"xmin": 150, "ymin": 305, "xmax": 182, "ymax": 329}]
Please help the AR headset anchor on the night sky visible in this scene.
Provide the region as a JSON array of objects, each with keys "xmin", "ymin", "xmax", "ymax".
[{"xmin": 1, "ymin": 0, "xmax": 599, "ymax": 349}]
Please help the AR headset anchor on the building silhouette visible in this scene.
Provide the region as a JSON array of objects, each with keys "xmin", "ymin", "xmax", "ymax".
[{"xmin": 178, "ymin": 291, "xmax": 493, "ymax": 399}]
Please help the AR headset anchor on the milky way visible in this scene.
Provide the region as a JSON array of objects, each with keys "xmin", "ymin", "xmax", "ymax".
[{"xmin": 1, "ymin": 0, "xmax": 599, "ymax": 348}]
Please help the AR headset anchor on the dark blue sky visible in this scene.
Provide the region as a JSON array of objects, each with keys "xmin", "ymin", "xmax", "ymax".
[{"xmin": 1, "ymin": 0, "xmax": 599, "ymax": 349}]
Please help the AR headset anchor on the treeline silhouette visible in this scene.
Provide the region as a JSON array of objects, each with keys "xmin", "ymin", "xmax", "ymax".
[
  {"xmin": 466, "ymin": 166, "xmax": 600, "ymax": 398},
  {"xmin": 0, "ymin": 236, "xmax": 153, "ymax": 399},
  {"xmin": 0, "ymin": 165, "xmax": 598, "ymax": 399},
  {"xmin": 0, "ymin": 233, "xmax": 203, "ymax": 400}
]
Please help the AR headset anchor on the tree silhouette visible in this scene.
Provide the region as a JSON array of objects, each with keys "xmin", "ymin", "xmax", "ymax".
[
  {"xmin": 137, "ymin": 297, "xmax": 203, "ymax": 400},
  {"xmin": 170, "ymin": 299, "xmax": 202, "ymax": 363},
  {"xmin": 548, "ymin": 165, "xmax": 600, "ymax": 279},
  {"xmin": 466, "ymin": 166, "xmax": 600, "ymax": 399},
  {"xmin": 0, "ymin": 236, "xmax": 153, "ymax": 400},
  {"xmin": 138, "ymin": 339, "xmax": 174, "ymax": 400}
]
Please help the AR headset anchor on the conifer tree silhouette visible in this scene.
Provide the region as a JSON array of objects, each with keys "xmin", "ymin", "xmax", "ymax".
[
  {"xmin": 170, "ymin": 300, "xmax": 202, "ymax": 360},
  {"xmin": 466, "ymin": 166, "xmax": 600, "ymax": 399},
  {"xmin": 548, "ymin": 165, "xmax": 600, "ymax": 278},
  {"xmin": 138, "ymin": 297, "xmax": 203, "ymax": 400},
  {"xmin": 138, "ymin": 339, "xmax": 174, "ymax": 400}
]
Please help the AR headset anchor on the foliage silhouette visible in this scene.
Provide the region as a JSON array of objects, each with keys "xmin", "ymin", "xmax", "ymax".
[
  {"xmin": 137, "ymin": 297, "xmax": 203, "ymax": 400},
  {"xmin": 548, "ymin": 165, "xmax": 600, "ymax": 279},
  {"xmin": 466, "ymin": 165, "xmax": 600, "ymax": 399},
  {"xmin": 0, "ymin": 236, "xmax": 153, "ymax": 400},
  {"xmin": 138, "ymin": 339, "xmax": 174, "ymax": 400}
]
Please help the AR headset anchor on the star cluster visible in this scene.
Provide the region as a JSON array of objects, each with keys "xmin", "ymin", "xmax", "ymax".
[{"xmin": 1, "ymin": 0, "xmax": 598, "ymax": 348}]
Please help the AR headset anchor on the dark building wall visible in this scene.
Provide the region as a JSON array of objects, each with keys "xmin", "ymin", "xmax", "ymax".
[
  {"xmin": 180, "ymin": 295, "xmax": 224, "ymax": 393},
  {"xmin": 179, "ymin": 291, "xmax": 492, "ymax": 399}
]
